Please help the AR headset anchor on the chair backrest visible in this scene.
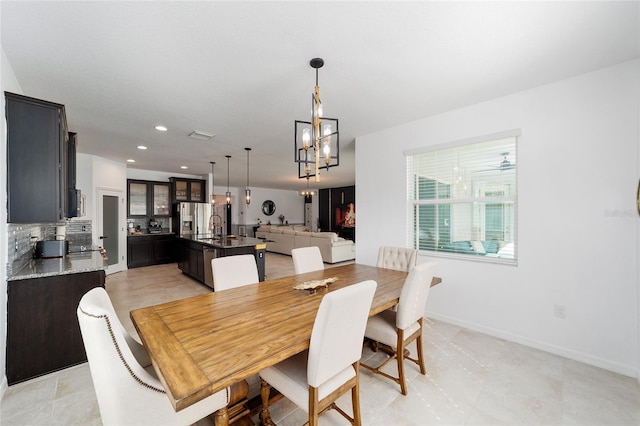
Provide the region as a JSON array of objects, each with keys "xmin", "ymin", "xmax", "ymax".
[
  {"xmin": 77, "ymin": 287, "xmax": 171, "ymax": 425},
  {"xmin": 212, "ymin": 254, "xmax": 259, "ymax": 291},
  {"xmin": 377, "ymin": 246, "xmax": 418, "ymax": 272},
  {"xmin": 396, "ymin": 262, "xmax": 437, "ymax": 330},
  {"xmin": 291, "ymin": 246, "xmax": 324, "ymax": 274},
  {"xmin": 307, "ymin": 280, "xmax": 377, "ymax": 388}
]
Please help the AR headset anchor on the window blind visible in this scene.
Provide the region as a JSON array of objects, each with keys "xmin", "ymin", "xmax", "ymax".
[{"xmin": 406, "ymin": 132, "xmax": 518, "ymax": 263}]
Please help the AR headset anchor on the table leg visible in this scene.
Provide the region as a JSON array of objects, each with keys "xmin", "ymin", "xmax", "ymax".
[{"xmin": 214, "ymin": 407, "xmax": 229, "ymax": 426}]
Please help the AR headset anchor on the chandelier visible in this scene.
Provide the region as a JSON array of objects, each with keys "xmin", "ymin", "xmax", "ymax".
[
  {"xmin": 294, "ymin": 57, "xmax": 339, "ymax": 182},
  {"xmin": 299, "ymin": 177, "xmax": 316, "ymax": 197}
]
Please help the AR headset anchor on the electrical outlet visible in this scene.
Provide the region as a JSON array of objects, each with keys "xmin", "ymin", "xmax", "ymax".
[{"xmin": 554, "ymin": 304, "xmax": 566, "ymax": 319}]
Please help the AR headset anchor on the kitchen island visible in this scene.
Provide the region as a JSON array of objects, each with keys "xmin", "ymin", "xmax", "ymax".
[{"xmin": 176, "ymin": 235, "xmax": 267, "ymax": 289}]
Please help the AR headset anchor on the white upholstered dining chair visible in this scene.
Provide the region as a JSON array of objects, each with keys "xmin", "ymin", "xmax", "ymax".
[
  {"xmin": 77, "ymin": 287, "xmax": 230, "ymax": 425},
  {"xmin": 259, "ymin": 280, "xmax": 377, "ymax": 426},
  {"xmin": 377, "ymin": 246, "xmax": 418, "ymax": 272},
  {"xmin": 291, "ymin": 245, "xmax": 324, "ymax": 274},
  {"xmin": 211, "ymin": 254, "xmax": 259, "ymax": 291},
  {"xmin": 362, "ymin": 261, "xmax": 436, "ymax": 395}
]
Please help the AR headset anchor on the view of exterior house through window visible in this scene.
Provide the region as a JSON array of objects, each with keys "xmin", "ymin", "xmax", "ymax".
[{"xmin": 406, "ymin": 131, "xmax": 519, "ymax": 263}]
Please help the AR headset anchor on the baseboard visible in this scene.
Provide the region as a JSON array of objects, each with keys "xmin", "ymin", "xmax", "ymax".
[
  {"xmin": 0, "ymin": 375, "xmax": 7, "ymax": 403},
  {"xmin": 426, "ymin": 311, "xmax": 639, "ymax": 379}
]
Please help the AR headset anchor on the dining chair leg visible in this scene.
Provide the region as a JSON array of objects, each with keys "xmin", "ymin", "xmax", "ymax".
[
  {"xmin": 416, "ymin": 319, "xmax": 427, "ymax": 375},
  {"xmin": 259, "ymin": 379, "xmax": 275, "ymax": 426},
  {"xmin": 309, "ymin": 386, "xmax": 319, "ymax": 426},
  {"xmin": 352, "ymin": 363, "xmax": 362, "ymax": 426},
  {"xmin": 397, "ymin": 330, "xmax": 408, "ymax": 396}
]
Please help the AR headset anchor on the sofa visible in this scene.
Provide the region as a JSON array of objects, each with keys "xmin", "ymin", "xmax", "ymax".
[{"xmin": 255, "ymin": 225, "xmax": 355, "ymax": 264}]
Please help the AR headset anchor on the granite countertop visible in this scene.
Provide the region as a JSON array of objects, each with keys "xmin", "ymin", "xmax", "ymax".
[
  {"xmin": 8, "ymin": 250, "xmax": 108, "ymax": 281},
  {"xmin": 180, "ymin": 234, "xmax": 266, "ymax": 249}
]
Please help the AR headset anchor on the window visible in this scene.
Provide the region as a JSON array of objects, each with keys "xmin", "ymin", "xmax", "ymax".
[{"xmin": 406, "ymin": 131, "xmax": 518, "ymax": 264}]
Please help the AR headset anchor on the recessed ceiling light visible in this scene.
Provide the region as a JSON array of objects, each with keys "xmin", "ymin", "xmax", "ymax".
[
  {"xmin": 180, "ymin": 166, "xmax": 188, "ymax": 169},
  {"xmin": 155, "ymin": 125, "xmax": 168, "ymax": 132},
  {"xmin": 127, "ymin": 159, "xmax": 136, "ymax": 163},
  {"xmin": 137, "ymin": 145, "xmax": 147, "ymax": 150}
]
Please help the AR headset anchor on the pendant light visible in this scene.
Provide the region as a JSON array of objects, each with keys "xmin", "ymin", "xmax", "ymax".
[
  {"xmin": 210, "ymin": 161, "xmax": 216, "ymax": 205},
  {"xmin": 225, "ymin": 155, "xmax": 231, "ymax": 204},
  {"xmin": 244, "ymin": 148, "xmax": 252, "ymax": 205},
  {"xmin": 294, "ymin": 57, "xmax": 340, "ymax": 182}
]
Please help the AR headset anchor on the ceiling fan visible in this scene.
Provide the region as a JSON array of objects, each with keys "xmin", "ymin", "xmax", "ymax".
[{"xmin": 476, "ymin": 152, "xmax": 516, "ymax": 173}]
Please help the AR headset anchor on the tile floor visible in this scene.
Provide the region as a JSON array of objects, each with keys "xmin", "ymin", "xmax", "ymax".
[{"xmin": 2, "ymin": 253, "xmax": 640, "ymax": 425}]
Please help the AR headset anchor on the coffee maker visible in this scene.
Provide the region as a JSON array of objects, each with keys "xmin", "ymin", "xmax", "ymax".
[{"xmin": 148, "ymin": 218, "xmax": 162, "ymax": 234}]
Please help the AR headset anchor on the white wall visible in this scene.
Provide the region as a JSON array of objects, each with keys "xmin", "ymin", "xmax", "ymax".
[
  {"xmin": 238, "ymin": 186, "xmax": 306, "ymax": 227},
  {"xmin": 356, "ymin": 60, "xmax": 640, "ymax": 377},
  {"xmin": 76, "ymin": 154, "xmax": 127, "ymax": 244},
  {"xmin": 0, "ymin": 46, "xmax": 23, "ymax": 396}
]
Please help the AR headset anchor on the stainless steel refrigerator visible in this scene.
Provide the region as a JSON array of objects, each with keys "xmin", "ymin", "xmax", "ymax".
[{"xmin": 172, "ymin": 202, "xmax": 212, "ymax": 236}]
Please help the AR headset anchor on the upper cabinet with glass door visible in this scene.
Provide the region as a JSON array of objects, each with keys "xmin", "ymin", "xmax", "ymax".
[
  {"xmin": 128, "ymin": 181, "xmax": 148, "ymax": 217},
  {"xmin": 170, "ymin": 178, "xmax": 206, "ymax": 203},
  {"xmin": 152, "ymin": 183, "xmax": 171, "ymax": 216},
  {"xmin": 127, "ymin": 180, "xmax": 172, "ymax": 217}
]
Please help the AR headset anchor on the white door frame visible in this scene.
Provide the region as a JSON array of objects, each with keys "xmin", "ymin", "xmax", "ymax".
[{"xmin": 96, "ymin": 187, "xmax": 126, "ymax": 275}]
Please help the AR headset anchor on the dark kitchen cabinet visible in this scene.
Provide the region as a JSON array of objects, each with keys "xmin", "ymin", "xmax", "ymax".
[
  {"xmin": 189, "ymin": 242, "xmax": 205, "ymax": 283},
  {"xmin": 127, "ymin": 180, "xmax": 171, "ymax": 218},
  {"xmin": 127, "ymin": 234, "xmax": 175, "ymax": 268},
  {"xmin": 176, "ymin": 239, "xmax": 205, "ymax": 283},
  {"xmin": 127, "ymin": 236, "xmax": 153, "ymax": 268},
  {"xmin": 6, "ymin": 270, "xmax": 105, "ymax": 384},
  {"xmin": 5, "ymin": 92, "xmax": 69, "ymax": 223},
  {"xmin": 170, "ymin": 177, "xmax": 206, "ymax": 203},
  {"xmin": 67, "ymin": 132, "xmax": 80, "ymax": 218}
]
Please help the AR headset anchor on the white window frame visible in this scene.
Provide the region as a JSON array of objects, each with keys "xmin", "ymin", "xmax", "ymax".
[{"xmin": 405, "ymin": 130, "xmax": 519, "ymax": 265}]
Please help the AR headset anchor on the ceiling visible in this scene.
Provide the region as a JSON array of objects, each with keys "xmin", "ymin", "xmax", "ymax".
[{"xmin": 2, "ymin": 1, "xmax": 638, "ymax": 192}]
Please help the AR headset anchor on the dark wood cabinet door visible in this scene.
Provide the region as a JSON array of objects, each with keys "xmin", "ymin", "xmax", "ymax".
[
  {"xmin": 6, "ymin": 93, "xmax": 67, "ymax": 223},
  {"xmin": 127, "ymin": 236, "xmax": 153, "ymax": 268},
  {"xmin": 152, "ymin": 235, "xmax": 175, "ymax": 264},
  {"xmin": 6, "ymin": 270, "xmax": 105, "ymax": 385},
  {"xmin": 176, "ymin": 238, "xmax": 189, "ymax": 272}
]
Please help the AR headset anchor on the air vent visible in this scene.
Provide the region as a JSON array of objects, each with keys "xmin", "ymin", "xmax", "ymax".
[{"xmin": 189, "ymin": 130, "xmax": 215, "ymax": 140}]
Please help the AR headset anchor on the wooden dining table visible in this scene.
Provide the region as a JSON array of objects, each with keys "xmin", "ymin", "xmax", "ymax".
[{"xmin": 130, "ymin": 263, "xmax": 441, "ymax": 424}]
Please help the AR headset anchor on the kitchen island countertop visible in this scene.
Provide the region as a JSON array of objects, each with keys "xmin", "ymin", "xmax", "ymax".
[{"xmin": 179, "ymin": 234, "xmax": 266, "ymax": 249}]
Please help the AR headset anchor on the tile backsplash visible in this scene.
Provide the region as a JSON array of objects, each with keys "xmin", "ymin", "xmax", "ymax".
[
  {"xmin": 127, "ymin": 217, "xmax": 170, "ymax": 233},
  {"xmin": 6, "ymin": 220, "xmax": 93, "ymax": 277}
]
